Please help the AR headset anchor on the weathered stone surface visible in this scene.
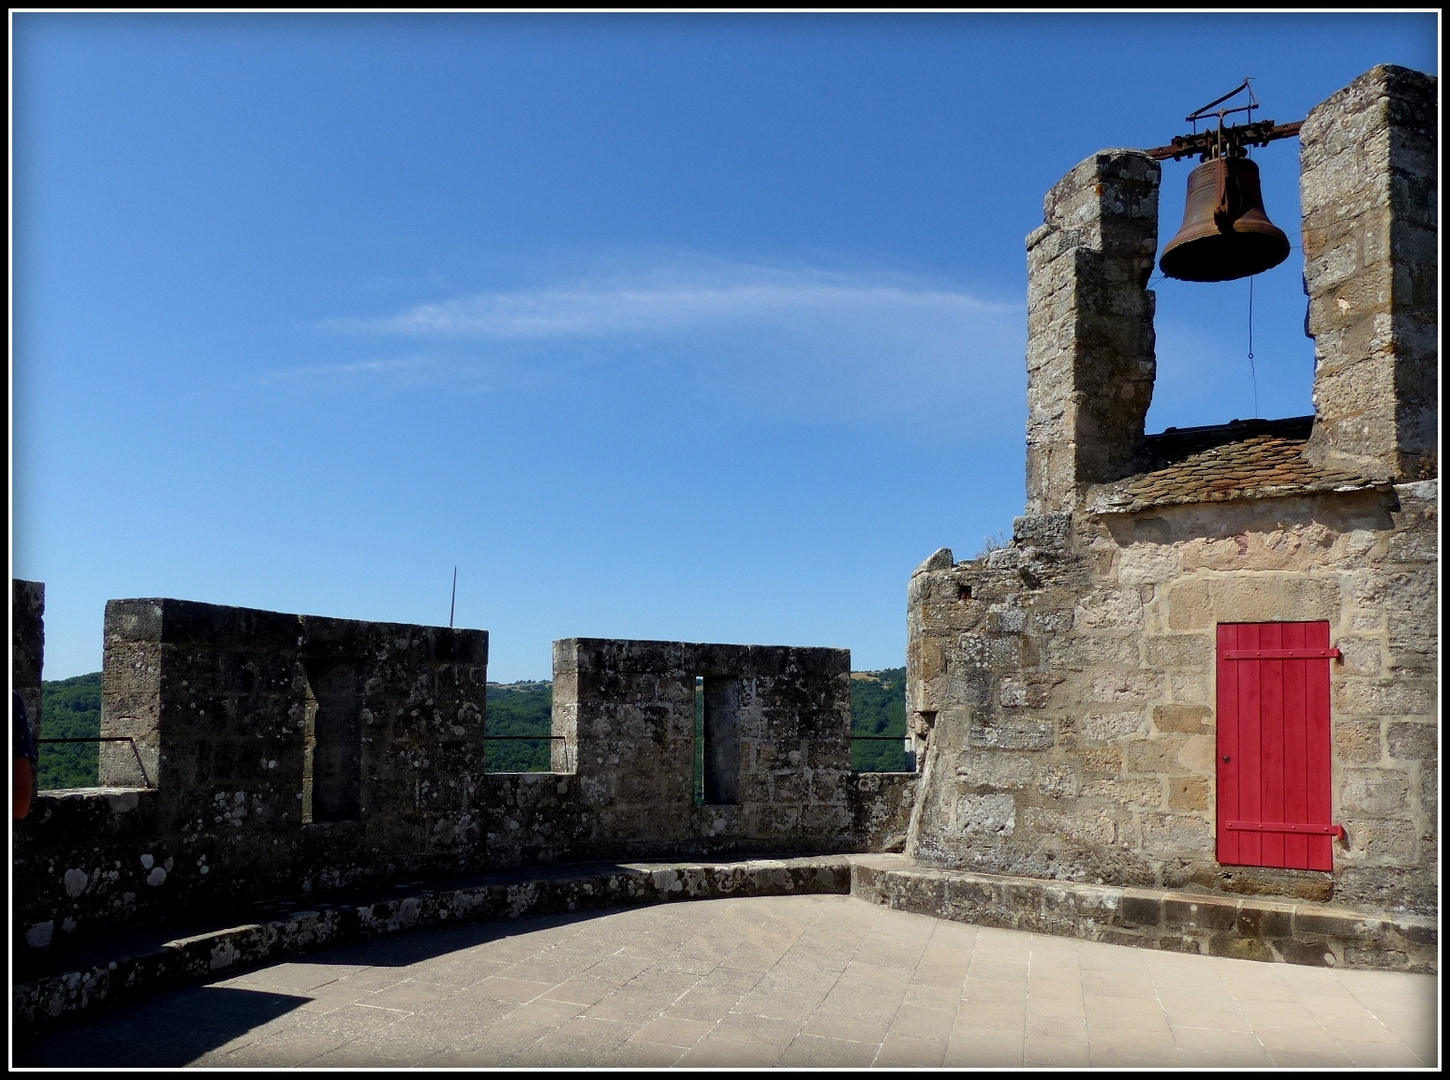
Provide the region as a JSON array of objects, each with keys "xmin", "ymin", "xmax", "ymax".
[
  {"xmin": 1385, "ymin": 720, "xmax": 1436, "ymax": 760},
  {"xmin": 1334, "ymin": 719, "xmax": 1386, "ymax": 764},
  {"xmin": 1152, "ymin": 704, "xmax": 1211, "ymax": 735}
]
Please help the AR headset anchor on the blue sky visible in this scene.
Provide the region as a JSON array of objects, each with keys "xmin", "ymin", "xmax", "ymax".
[{"xmin": 11, "ymin": 12, "xmax": 1438, "ymax": 681}]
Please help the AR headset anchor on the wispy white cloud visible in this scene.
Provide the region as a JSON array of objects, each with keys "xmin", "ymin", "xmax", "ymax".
[
  {"xmin": 245, "ymin": 356, "xmax": 458, "ymax": 389},
  {"xmin": 341, "ymin": 268, "xmax": 1015, "ymax": 343},
  {"xmin": 300, "ymin": 260, "xmax": 1028, "ymax": 425}
]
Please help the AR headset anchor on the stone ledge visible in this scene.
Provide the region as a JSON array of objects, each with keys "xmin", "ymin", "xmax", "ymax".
[
  {"xmin": 12, "ymin": 855, "xmax": 852, "ymax": 1043},
  {"xmin": 849, "ymin": 855, "xmax": 1435, "ymax": 974}
]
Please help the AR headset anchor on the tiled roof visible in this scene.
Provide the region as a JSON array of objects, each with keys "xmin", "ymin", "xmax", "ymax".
[{"xmin": 1088, "ymin": 417, "xmax": 1381, "ymax": 514}]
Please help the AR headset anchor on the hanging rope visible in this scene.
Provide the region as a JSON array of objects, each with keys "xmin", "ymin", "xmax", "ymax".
[{"xmin": 1248, "ymin": 275, "xmax": 1259, "ymax": 418}]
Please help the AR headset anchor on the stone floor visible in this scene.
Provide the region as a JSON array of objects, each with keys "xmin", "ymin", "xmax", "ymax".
[{"xmin": 15, "ymin": 894, "xmax": 1438, "ymax": 1069}]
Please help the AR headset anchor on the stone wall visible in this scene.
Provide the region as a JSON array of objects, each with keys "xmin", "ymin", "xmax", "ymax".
[
  {"xmin": 1301, "ymin": 65, "xmax": 1438, "ymax": 482},
  {"xmin": 552, "ymin": 638, "xmax": 916, "ymax": 860},
  {"xmin": 16, "ymin": 597, "xmax": 493, "ymax": 952},
  {"xmin": 12, "ymin": 579, "xmax": 45, "ymax": 772},
  {"xmin": 15, "ymin": 605, "xmax": 915, "ymax": 956},
  {"xmin": 1024, "ymin": 150, "xmax": 1160, "ymax": 515},
  {"xmin": 906, "ymin": 484, "xmax": 1437, "ymax": 916}
]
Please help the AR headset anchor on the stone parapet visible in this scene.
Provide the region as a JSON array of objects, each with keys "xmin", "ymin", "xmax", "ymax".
[
  {"xmin": 851, "ymin": 856, "xmax": 1435, "ymax": 974},
  {"xmin": 16, "ymin": 613, "xmax": 915, "ymax": 961}
]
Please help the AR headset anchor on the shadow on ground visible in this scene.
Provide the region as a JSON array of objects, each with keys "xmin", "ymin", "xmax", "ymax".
[
  {"xmin": 16, "ymin": 987, "xmax": 309, "ymax": 1068},
  {"xmin": 13, "ymin": 906, "xmax": 629, "ymax": 1068}
]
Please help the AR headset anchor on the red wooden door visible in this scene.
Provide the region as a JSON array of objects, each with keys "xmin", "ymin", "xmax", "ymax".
[{"xmin": 1216, "ymin": 622, "xmax": 1339, "ymax": 871}]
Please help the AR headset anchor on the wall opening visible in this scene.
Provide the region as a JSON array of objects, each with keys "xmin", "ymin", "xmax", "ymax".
[
  {"xmin": 484, "ymin": 679, "xmax": 555, "ymax": 773},
  {"xmin": 1148, "ymin": 142, "xmax": 1314, "ymax": 432},
  {"xmin": 850, "ymin": 667, "xmax": 913, "ymax": 773},
  {"xmin": 301, "ymin": 658, "xmax": 363, "ymax": 823},
  {"xmin": 696, "ymin": 675, "xmax": 740, "ymax": 806}
]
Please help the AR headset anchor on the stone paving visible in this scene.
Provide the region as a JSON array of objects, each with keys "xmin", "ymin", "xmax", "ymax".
[{"xmin": 15, "ymin": 895, "xmax": 1438, "ymax": 1069}]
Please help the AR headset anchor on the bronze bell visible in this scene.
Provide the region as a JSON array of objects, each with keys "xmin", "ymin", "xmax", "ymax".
[{"xmin": 1160, "ymin": 154, "xmax": 1290, "ymax": 282}]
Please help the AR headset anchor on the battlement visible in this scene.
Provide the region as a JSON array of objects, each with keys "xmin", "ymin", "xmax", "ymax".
[{"xmin": 13, "ymin": 598, "xmax": 916, "ymax": 955}]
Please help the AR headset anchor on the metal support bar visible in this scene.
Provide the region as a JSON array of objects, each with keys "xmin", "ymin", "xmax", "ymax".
[
  {"xmin": 1146, "ymin": 120, "xmax": 1303, "ymax": 161},
  {"xmin": 36, "ymin": 736, "xmax": 153, "ymax": 788},
  {"xmin": 1226, "ymin": 820, "xmax": 1347, "ymax": 840},
  {"xmin": 1221, "ymin": 647, "xmax": 1342, "ymax": 660}
]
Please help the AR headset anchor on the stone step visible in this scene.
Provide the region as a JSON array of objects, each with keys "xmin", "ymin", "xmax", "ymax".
[{"xmin": 849, "ymin": 854, "xmax": 1435, "ymax": 974}]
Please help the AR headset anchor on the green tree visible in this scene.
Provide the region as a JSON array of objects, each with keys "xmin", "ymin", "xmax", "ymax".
[
  {"xmin": 37, "ymin": 672, "xmax": 102, "ymax": 789},
  {"xmin": 484, "ymin": 682, "xmax": 554, "ymax": 772},
  {"xmin": 850, "ymin": 667, "xmax": 910, "ymax": 771}
]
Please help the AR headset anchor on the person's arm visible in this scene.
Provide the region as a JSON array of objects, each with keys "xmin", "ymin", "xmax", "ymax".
[{"xmin": 13, "ymin": 691, "xmax": 36, "ymax": 820}]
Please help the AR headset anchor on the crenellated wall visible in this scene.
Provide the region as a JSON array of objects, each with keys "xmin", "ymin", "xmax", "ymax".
[{"xmin": 14, "ymin": 602, "xmax": 915, "ymax": 956}]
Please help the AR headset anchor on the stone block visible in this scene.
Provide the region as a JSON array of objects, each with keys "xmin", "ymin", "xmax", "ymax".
[
  {"xmin": 1139, "ymin": 813, "xmax": 1213, "ymax": 857},
  {"xmin": 1334, "ymin": 719, "xmax": 1385, "ymax": 764},
  {"xmin": 1341, "ymin": 817, "xmax": 1418, "ymax": 863},
  {"xmin": 1152, "ymin": 705, "xmax": 1211, "ymax": 735},
  {"xmin": 953, "ymin": 752, "xmax": 1036, "ymax": 791},
  {"xmin": 1035, "ymin": 764, "xmax": 1081, "ymax": 799},
  {"xmin": 1276, "ymin": 939, "xmax": 1336, "ymax": 967},
  {"xmin": 1233, "ymin": 902, "xmax": 1295, "ymax": 940},
  {"xmin": 1334, "ymin": 678, "xmax": 1436, "ymax": 718},
  {"xmin": 969, "ymin": 714, "xmax": 1054, "ymax": 751},
  {"xmin": 1080, "ymin": 776, "xmax": 1162, "ymax": 809},
  {"xmin": 1079, "ymin": 746, "xmax": 1122, "ymax": 777},
  {"xmin": 1122, "ymin": 738, "xmax": 1199, "ymax": 776},
  {"xmin": 1167, "ymin": 777, "xmax": 1211, "ymax": 812},
  {"xmin": 1340, "ymin": 768, "xmax": 1411, "ymax": 816},
  {"xmin": 1164, "ymin": 579, "xmax": 1213, "ymax": 630},
  {"xmin": 1088, "ymin": 670, "xmax": 1164, "ymax": 704},
  {"xmin": 1143, "ymin": 635, "xmax": 1211, "ymax": 669},
  {"xmin": 1045, "ymin": 633, "xmax": 1141, "ymax": 669},
  {"xmin": 953, "ymin": 793, "xmax": 1017, "ymax": 839},
  {"xmin": 1208, "ymin": 575, "xmax": 1344, "ymax": 624},
  {"xmin": 1163, "ymin": 895, "xmax": 1237, "ymax": 931},
  {"xmin": 1333, "ymin": 636, "xmax": 1384, "ymax": 676},
  {"xmin": 1385, "ymin": 721, "xmax": 1435, "ymax": 760},
  {"xmin": 1022, "ymin": 804, "xmax": 1119, "ymax": 849},
  {"xmin": 1118, "ymin": 893, "xmax": 1162, "ymax": 927},
  {"xmin": 1079, "ymin": 711, "xmax": 1145, "ymax": 742},
  {"xmin": 1115, "ymin": 544, "xmax": 1180, "ymax": 585},
  {"xmin": 1207, "ymin": 935, "xmax": 1275, "ymax": 962},
  {"xmin": 1073, "ymin": 588, "xmax": 1145, "ymax": 630},
  {"xmin": 1293, "ymin": 908, "xmax": 1374, "ymax": 941}
]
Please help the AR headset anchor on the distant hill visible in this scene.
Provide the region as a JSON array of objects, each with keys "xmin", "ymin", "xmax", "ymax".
[
  {"xmin": 37, "ymin": 672, "xmax": 102, "ymax": 789},
  {"xmin": 849, "ymin": 667, "xmax": 910, "ymax": 771},
  {"xmin": 484, "ymin": 681, "xmax": 554, "ymax": 772},
  {"xmin": 34, "ymin": 668, "xmax": 909, "ymax": 787}
]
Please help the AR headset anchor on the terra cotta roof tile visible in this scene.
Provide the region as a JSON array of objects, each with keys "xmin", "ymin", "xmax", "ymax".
[{"xmin": 1086, "ymin": 416, "xmax": 1381, "ymax": 514}]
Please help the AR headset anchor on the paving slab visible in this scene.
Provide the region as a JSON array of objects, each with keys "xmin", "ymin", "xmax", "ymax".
[{"xmin": 13, "ymin": 894, "xmax": 1439, "ymax": 1069}]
